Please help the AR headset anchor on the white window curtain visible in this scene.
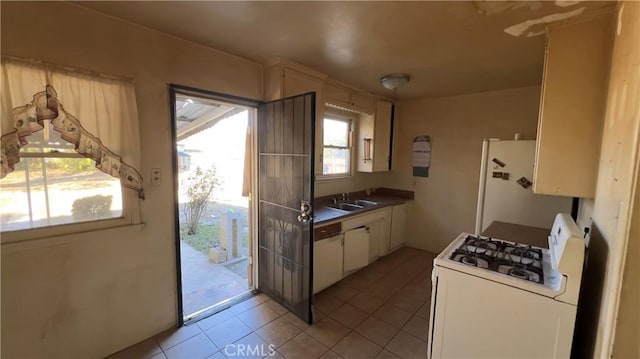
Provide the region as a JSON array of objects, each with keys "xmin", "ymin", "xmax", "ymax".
[{"xmin": 0, "ymin": 58, "xmax": 144, "ymax": 198}]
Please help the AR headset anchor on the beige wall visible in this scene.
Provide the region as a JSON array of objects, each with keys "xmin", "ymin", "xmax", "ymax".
[
  {"xmin": 315, "ymin": 172, "xmax": 384, "ymax": 198},
  {"xmin": 2, "ymin": 2, "xmax": 636, "ymax": 359},
  {"xmin": 613, "ymin": 160, "xmax": 640, "ymax": 358},
  {"xmin": 1, "ymin": 2, "xmax": 262, "ymax": 358},
  {"xmin": 379, "ymin": 86, "xmax": 541, "ymax": 253},
  {"xmin": 588, "ymin": 1, "xmax": 640, "ymax": 357}
]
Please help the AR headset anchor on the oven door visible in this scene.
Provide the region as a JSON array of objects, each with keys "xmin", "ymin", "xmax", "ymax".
[{"xmin": 429, "ymin": 267, "xmax": 577, "ymax": 359}]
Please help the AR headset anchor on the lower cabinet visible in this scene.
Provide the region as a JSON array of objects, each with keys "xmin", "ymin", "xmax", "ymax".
[
  {"xmin": 313, "ymin": 202, "xmax": 408, "ymax": 293},
  {"xmin": 313, "ymin": 234, "xmax": 343, "ymax": 293},
  {"xmin": 389, "ymin": 203, "xmax": 407, "ymax": 252},
  {"xmin": 342, "ymin": 208, "xmax": 391, "ymax": 263},
  {"xmin": 343, "ymin": 227, "xmax": 370, "ymax": 275},
  {"xmin": 377, "ymin": 215, "xmax": 392, "ymax": 258},
  {"xmin": 367, "ymin": 216, "xmax": 391, "ymax": 263}
]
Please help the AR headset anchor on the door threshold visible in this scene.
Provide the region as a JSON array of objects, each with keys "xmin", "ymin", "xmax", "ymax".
[{"xmin": 183, "ymin": 290, "xmax": 257, "ymax": 325}]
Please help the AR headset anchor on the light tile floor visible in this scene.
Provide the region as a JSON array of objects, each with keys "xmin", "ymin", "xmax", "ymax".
[{"xmin": 109, "ymin": 247, "xmax": 436, "ymax": 359}]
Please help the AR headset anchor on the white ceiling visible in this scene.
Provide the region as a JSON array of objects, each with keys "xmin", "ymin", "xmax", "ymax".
[{"xmin": 77, "ymin": 1, "xmax": 615, "ymax": 100}]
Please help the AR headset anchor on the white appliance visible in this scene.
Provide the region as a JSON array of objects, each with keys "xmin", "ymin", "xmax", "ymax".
[
  {"xmin": 428, "ymin": 213, "xmax": 585, "ymax": 359},
  {"xmin": 475, "ymin": 139, "xmax": 572, "ymax": 234}
]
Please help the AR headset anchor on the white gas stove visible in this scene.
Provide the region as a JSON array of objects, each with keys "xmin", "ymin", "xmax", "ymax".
[{"xmin": 427, "ymin": 213, "xmax": 585, "ymax": 358}]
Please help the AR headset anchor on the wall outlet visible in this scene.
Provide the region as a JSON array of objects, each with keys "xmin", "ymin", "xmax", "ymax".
[{"xmin": 151, "ymin": 168, "xmax": 161, "ymax": 185}]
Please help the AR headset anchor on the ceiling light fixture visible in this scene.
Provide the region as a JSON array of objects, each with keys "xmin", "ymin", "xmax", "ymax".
[{"xmin": 380, "ymin": 73, "xmax": 410, "ymax": 91}]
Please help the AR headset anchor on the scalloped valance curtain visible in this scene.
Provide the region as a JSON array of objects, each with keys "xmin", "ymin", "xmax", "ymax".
[{"xmin": 1, "ymin": 59, "xmax": 144, "ymax": 199}]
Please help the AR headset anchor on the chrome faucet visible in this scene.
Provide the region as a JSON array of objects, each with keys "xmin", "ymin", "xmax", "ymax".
[{"xmin": 331, "ymin": 193, "xmax": 349, "ymax": 204}]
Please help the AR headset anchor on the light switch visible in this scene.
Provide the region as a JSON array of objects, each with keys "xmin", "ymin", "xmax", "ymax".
[{"xmin": 151, "ymin": 168, "xmax": 161, "ymax": 185}]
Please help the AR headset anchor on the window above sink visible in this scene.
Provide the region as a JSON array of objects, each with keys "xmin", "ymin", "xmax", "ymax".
[{"xmin": 320, "ymin": 111, "xmax": 354, "ymax": 179}]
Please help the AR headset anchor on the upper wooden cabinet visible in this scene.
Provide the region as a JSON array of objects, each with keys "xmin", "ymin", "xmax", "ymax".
[
  {"xmin": 263, "ymin": 59, "xmax": 395, "ymax": 177},
  {"xmin": 264, "ymin": 60, "xmax": 327, "ymax": 176},
  {"xmin": 533, "ymin": 11, "xmax": 613, "ymax": 198},
  {"xmin": 357, "ymin": 100, "xmax": 394, "ymax": 172},
  {"xmin": 325, "ymin": 81, "xmax": 374, "ymax": 115}
]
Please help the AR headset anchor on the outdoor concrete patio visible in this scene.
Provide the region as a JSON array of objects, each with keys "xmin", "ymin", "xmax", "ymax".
[{"xmin": 180, "ymin": 240, "xmax": 249, "ymax": 317}]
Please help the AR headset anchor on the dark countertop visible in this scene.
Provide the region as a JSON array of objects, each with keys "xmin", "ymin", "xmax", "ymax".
[
  {"xmin": 314, "ymin": 188, "xmax": 413, "ymax": 226},
  {"xmin": 482, "ymin": 221, "xmax": 551, "ymax": 248}
]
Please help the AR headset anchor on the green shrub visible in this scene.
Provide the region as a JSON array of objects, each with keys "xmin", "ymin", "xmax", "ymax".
[
  {"xmin": 182, "ymin": 165, "xmax": 220, "ymax": 235},
  {"xmin": 71, "ymin": 195, "xmax": 113, "ymax": 220},
  {"xmin": 180, "ymin": 224, "xmax": 221, "ymax": 255}
]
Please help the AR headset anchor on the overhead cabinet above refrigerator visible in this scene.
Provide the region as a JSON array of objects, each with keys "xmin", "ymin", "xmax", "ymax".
[{"xmin": 533, "ymin": 11, "xmax": 613, "ymax": 198}]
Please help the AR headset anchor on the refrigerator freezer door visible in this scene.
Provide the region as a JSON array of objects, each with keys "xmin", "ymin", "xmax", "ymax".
[{"xmin": 476, "ymin": 140, "xmax": 571, "ymax": 233}]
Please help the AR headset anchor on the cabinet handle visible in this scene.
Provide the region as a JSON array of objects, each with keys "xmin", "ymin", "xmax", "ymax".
[{"xmin": 363, "ymin": 138, "xmax": 372, "ymax": 162}]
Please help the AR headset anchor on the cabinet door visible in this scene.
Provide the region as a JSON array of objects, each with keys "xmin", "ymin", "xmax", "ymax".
[
  {"xmin": 344, "ymin": 227, "xmax": 370, "ymax": 273},
  {"xmin": 533, "ymin": 14, "xmax": 612, "ymax": 198},
  {"xmin": 367, "ymin": 220, "xmax": 381, "ymax": 264},
  {"xmin": 366, "ymin": 216, "xmax": 391, "ymax": 262},
  {"xmin": 357, "ymin": 101, "xmax": 393, "ymax": 173},
  {"xmin": 313, "ymin": 234, "xmax": 344, "ymax": 293},
  {"xmin": 357, "ymin": 113, "xmax": 375, "ymax": 173},
  {"xmin": 373, "ymin": 101, "xmax": 393, "ymax": 172},
  {"xmin": 283, "ymin": 68, "xmax": 322, "ymax": 98},
  {"xmin": 351, "ymin": 91, "xmax": 373, "ymax": 115},
  {"xmin": 389, "ymin": 204, "xmax": 407, "ymax": 252},
  {"xmin": 379, "ymin": 214, "xmax": 391, "ymax": 257},
  {"xmin": 325, "ymin": 83, "xmax": 352, "ymax": 108},
  {"xmin": 325, "ymin": 83, "xmax": 373, "ymax": 114}
]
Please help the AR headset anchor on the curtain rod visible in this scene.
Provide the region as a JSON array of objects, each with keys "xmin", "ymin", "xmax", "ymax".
[{"xmin": 1, "ymin": 55, "xmax": 135, "ymax": 84}]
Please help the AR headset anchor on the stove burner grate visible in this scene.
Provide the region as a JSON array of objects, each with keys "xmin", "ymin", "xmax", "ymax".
[
  {"xmin": 511, "ymin": 248, "xmax": 535, "ymax": 259},
  {"xmin": 507, "ymin": 267, "xmax": 531, "ymax": 281},
  {"xmin": 463, "ymin": 235, "xmax": 499, "ymax": 255},
  {"xmin": 450, "ymin": 234, "xmax": 545, "ymax": 284},
  {"xmin": 461, "ymin": 255, "xmax": 478, "ymax": 266},
  {"xmin": 469, "ymin": 241, "xmax": 491, "ymax": 254}
]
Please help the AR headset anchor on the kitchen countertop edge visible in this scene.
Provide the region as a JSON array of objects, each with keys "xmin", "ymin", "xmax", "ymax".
[{"xmin": 314, "ymin": 188, "xmax": 414, "ymax": 226}]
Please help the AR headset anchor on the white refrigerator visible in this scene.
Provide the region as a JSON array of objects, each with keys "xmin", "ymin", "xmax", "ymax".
[{"xmin": 475, "ymin": 139, "xmax": 572, "ymax": 234}]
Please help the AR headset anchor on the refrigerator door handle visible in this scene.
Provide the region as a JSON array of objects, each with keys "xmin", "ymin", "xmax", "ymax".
[{"xmin": 475, "ymin": 139, "xmax": 490, "ymax": 234}]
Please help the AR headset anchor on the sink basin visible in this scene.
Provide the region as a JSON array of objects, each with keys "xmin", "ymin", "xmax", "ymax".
[
  {"xmin": 351, "ymin": 199, "xmax": 378, "ymax": 208},
  {"xmin": 328, "ymin": 203, "xmax": 364, "ymax": 212}
]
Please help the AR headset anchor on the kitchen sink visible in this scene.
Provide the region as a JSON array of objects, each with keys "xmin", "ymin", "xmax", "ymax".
[
  {"xmin": 351, "ymin": 199, "xmax": 378, "ymax": 208},
  {"xmin": 328, "ymin": 203, "xmax": 364, "ymax": 211}
]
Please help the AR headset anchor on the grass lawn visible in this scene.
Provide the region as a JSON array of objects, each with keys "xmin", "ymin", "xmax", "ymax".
[{"xmin": 180, "ymin": 224, "xmax": 221, "ymax": 255}]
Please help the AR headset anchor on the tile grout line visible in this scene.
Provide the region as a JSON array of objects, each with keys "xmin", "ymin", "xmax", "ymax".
[{"xmin": 122, "ymin": 249, "xmax": 433, "ymax": 359}]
